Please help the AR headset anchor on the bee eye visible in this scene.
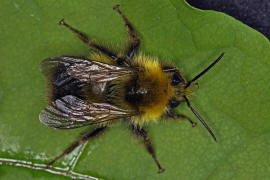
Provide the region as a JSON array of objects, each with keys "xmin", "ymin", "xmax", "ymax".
[
  {"xmin": 171, "ymin": 73, "xmax": 182, "ymax": 86},
  {"xmin": 168, "ymin": 98, "xmax": 180, "ymax": 108}
]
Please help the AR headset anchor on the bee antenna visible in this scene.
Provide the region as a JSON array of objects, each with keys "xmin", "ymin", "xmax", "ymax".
[
  {"xmin": 185, "ymin": 52, "xmax": 224, "ymax": 89},
  {"xmin": 184, "ymin": 96, "xmax": 217, "ymax": 142}
]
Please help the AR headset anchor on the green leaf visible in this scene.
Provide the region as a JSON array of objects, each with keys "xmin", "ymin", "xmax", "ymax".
[{"xmin": 1, "ymin": 0, "xmax": 269, "ymax": 179}]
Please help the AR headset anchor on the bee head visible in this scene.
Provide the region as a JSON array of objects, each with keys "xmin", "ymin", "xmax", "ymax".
[
  {"xmin": 165, "ymin": 53, "xmax": 225, "ymax": 142},
  {"xmin": 162, "ymin": 66, "xmax": 193, "ymax": 109},
  {"xmin": 167, "ymin": 68, "xmax": 194, "ymax": 106}
]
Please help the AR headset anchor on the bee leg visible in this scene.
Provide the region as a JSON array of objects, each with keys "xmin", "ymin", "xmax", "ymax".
[
  {"xmin": 113, "ymin": 5, "xmax": 140, "ymax": 60},
  {"xmin": 59, "ymin": 19, "xmax": 118, "ymax": 61},
  {"xmin": 162, "ymin": 66, "xmax": 179, "ymax": 73},
  {"xmin": 165, "ymin": 111, "xmax": 197, "ymax": 127},
  {"xmin": 130, "ymin": 123, "xmax": 165, "ymax": 173},
  {"xmin": 47, "ymin": 126, "xmax": 107, "ymax": 167}
]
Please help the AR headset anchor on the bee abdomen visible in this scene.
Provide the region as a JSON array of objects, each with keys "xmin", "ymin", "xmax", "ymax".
[{"xmin": 48, "ymin": 64, "xmax": 85, "ymax": 101}]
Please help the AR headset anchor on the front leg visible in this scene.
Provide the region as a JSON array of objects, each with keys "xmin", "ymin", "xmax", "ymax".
[
  {"xmin": 129, "ymin": 123, "xmax": 165, "ymax": 173},
  {"xmin": 165, "ymin": 111, "xmax": 197, "ymax": 127}
]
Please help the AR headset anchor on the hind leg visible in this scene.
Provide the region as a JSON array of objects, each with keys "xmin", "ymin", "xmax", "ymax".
[
  {"xmin": 47, "ymin": 126, "xmax": 107, "ymax": 167},
  {"xmin": 113, "ymin": 5, "xmax": 140, "ymax": 60},
  {"xmin": 59, "ymin": 19, "xmax": 118, "ymax": 61}
]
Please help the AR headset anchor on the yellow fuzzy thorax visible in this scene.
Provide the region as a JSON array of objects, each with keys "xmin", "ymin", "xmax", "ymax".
[
  {"xmin": 88, "ymin": 53, "xmax": 178, "ymax": 125},
  {"xmin": 131, "ymin": 54, "xmax": 176, "ymax": 125},
  {"xmin": 89, "ymin": 52, "xmax": 116, "ymax": 64}
]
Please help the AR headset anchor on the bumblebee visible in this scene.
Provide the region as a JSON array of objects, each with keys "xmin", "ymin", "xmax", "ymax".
[{"xmin": 40, "ymin": 5, "xmax": 224, "ymax": 173}]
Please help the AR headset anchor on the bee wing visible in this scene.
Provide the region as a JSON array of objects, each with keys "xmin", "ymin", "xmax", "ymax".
[
  {"xmin": 39, "ymin": 95, "xmax": 134, "ymax": 129},
  {"xmin": 40, "ymin": 56, "xmax": 133, "ymax": 83}
]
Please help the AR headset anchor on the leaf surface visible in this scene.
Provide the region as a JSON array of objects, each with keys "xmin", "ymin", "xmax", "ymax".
[{"xmin": 0, "ymin": 0, "xmax": 269, "ymax": 179}]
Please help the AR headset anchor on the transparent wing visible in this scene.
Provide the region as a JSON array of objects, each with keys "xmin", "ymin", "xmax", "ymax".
[
  {"xmin": 39, "ymin": 95, "xmax": 135, "ymax": 129},
  {"xmin": 40, "ymin": 56, "xmax": 133, "ymax": 83}
]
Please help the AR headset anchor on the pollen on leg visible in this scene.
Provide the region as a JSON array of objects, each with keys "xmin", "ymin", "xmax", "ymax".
[{"xmin": 59, "ymin": 19, "xmax": 65, "ymax": 25}]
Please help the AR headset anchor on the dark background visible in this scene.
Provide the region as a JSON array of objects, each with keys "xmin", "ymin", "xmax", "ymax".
[{"xmin": 186, "ymin": 0, "xmax": 270, "ymax": 40}]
